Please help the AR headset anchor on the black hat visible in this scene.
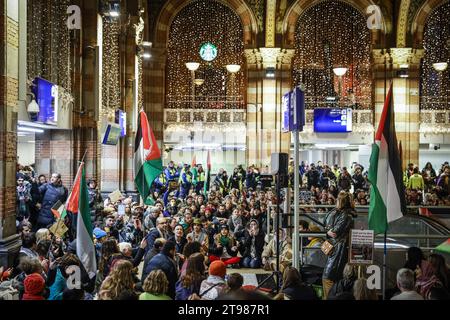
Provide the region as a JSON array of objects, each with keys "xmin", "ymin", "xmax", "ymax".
[{"xmin": 220, "ymin": 224, "xmax": 229, "ymax": 230}]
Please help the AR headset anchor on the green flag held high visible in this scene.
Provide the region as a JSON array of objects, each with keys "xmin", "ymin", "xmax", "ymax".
[
  {"xmin": 134, "ymin": 110, "xmax": 163, "ymax": 205},
  {"xmin": 204, "ymin": 150, "xmax": 211, "ymax": 196},
  {"xmin": 368, "ymin": 83, "xmax": 406, "ymax": 234}
]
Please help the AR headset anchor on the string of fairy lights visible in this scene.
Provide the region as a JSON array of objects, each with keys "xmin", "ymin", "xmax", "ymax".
[
  {"xmin": 167, "ymin": 0, "xmax": 245, "ymax": 112},
  {"xmin": 421, "ymin": 1, "xmax": 450, "ymax": 111},
  {"xmin": 292, "ymin": 0, "xmax": 372, "ymax": 110},
  {"xmin": 102, "ymin": 19, "xmax": 121, "ymax": 120},
  {"xmin": 27, "ymin": 0, "xmax": 72, "ymax": 91}
]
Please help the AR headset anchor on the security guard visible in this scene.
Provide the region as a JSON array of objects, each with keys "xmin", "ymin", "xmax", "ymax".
[
  {"xmin": 196, "ymin": 164, "xmax": 205, "ymax": 194},
  {"xmin": 179, "ymin": 164, "xmax": 193, "ymax": 199}
]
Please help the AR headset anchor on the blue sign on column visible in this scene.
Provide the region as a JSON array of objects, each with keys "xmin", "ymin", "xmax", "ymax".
[
  {"xmin": 282, "ymin": 91, "xmax": 292, "ymax": 132},
  {"xmin": 292, "ymin": 86, "xmax": 305, "ymax": 132}
]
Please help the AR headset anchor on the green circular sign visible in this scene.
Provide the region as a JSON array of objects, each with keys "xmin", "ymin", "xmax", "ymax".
[{"xmin": 199, "ymin": 42, "xmax": 218, "ymax": 62}]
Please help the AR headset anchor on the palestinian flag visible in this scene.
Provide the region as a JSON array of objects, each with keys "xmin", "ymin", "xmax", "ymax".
[
  {"xmin": 191, "ymin": 155, "xmax": 198, "ymax": 184},
  {"xmin": 134, "ymin": 110, "xmax": 163, "ymax": 205},
  {"xmin": 67, "ymin": 162, "xmax": 97, "ymax": 279},
  {"xmin": 203, "ymin": 150, "xmax": 211, "ymax": 195},
  {"xmin": 368, "ymin": 83, "xmax": 407, "ymax": 234},
  {"xmin": 435, "ymin": 238, "xmax": 450, "ymax": 255}
]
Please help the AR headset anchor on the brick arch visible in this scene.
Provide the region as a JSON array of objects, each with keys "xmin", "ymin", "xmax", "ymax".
[
  {"xmin": 153, "ymin": 0, "xmax": 258, "ymax": 47},
  {"xmin": 283, "ymin": 0, "xmax": 386, "ymax": 47},
  {"xmin": 411, "ymin": 0, "xmax": 449, "ymax": 47}
]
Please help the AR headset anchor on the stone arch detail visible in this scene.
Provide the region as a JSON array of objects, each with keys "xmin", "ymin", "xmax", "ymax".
[
  {"xmin": 283, "ymin": 0, "xmax": 386, "ymax": 47},
  {"xmin": 411, "ymin": 0, "xmax": 449, "ymax": 47},
  {"xmin": 153, "ymin": 0, "xmax": 258, "ymax": 48}
]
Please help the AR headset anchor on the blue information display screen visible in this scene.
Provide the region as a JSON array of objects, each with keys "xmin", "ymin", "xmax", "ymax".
[
  {"xmin": 32, "ymin": 78, "xmax": 58, "ymax": 124},
  {"xmin": 314, "ymin": 108, "xmax": 353, "ymax": 133}
]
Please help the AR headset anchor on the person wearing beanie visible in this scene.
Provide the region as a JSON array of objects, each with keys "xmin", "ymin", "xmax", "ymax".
[
  {"xmin": 198, "ymin": 260, "xmax": 228, "ymax": 300},
  {"xmin": 209, "ymin": 224, "xmax": 240, "ymax": 267},
  {"xmin": 23, "ymin": 273, "xmax": 46, "ymax": 300}
]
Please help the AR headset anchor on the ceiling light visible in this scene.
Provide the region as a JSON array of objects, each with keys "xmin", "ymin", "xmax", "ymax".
[
  {"xmin": 433, "ymin": 62, "xmax": 448, "ymax": 72},
  {"xmin": 226, "ymin": 64, "xmax": 241, "ymax": 73},
  {"xmin": 333, "ymin": 67, "xmax": 348, "ymax": 77},
  {"xmin": 315, "ymin": 143, "xmax": 350, "ymax": 149},
  {"xmin": 140, "ymin": 52, "xmax": 151, "ymax": 59},
  {"xmin": 142, "ymin": 41, "xmax": 152, "ymax": 47},
  {"xmin": 18, "ymin": 126, "xmax": 44, "ymax": 133},
  {"xmin": 194, "ymin": 79, "xmax": 204, "ymax": 86},
  {"xmin": 185, "ymin": 62, "xmax": 200, "ymax": 71}
]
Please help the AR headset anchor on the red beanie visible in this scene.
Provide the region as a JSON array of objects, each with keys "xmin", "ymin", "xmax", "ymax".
[
  {"xmin": 209, "ymin": 260, "xmax": 226, "ymax": 278},
  {"xmin": 24, "ymin": 273, "xmax": 45, "ymax": 295}
]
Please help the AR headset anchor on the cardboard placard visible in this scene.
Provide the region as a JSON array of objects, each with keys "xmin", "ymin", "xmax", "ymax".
[
  {"xmin": 349, "ymin": 229, "xmax": 374, "ymax": 265},
  {"xmin": 108, "ymin": 189, "xmax": 123, "ymax": 203},
  {"xmin": 49, "ymin": 219, "xmax": 68, "ymax": 238}
]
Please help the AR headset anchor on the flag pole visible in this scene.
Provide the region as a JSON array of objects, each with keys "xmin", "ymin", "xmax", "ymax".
[{"xmin": 383, "ymin": 230, "xmax": 387, "ymax": 300}]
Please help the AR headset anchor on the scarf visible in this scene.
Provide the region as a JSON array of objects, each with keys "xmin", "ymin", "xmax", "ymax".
[{"xmin": 219, "ymin": 235, "xmax": 230, "ymax": 247}]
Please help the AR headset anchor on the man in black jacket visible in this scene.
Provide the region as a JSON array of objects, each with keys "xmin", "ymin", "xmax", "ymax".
[
  {"xmin": 143, "ymin": 241, "xmax": 178, "ymax": 299},
  {"xmin": 306, "ymin": 164, "xmax": 320, "ymax": 189}
]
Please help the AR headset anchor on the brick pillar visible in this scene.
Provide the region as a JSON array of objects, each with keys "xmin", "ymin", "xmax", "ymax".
[
  {"xmin": 0, "ymin": 0, "xmax": 21, "ymax": 267},
  {"xmin": 245, "ymin": 49, "xmax": 262, "ymax": 167},
  {"xmin": 391, "ymin": 48, "xmax": 423, "ymax": 168},
  {"xmin": 245, "ymin": 48, "xmax": 294, "ymax": 167},
  {"xmin": 144, "ymin": 47, "xmax": 165, "ymax": 146}
]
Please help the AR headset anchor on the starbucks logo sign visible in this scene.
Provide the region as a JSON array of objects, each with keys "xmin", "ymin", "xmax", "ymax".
[{"xmin": 199, "ymin": 42, "xmax": 218, "ymax": 62}]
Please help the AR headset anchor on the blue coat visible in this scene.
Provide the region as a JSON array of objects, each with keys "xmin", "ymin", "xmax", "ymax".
[
  {"xmin": 38, "ymin": 183, "xmax": 68, "ymax": 227},
  {"xmin": 164, "ymin": 167, "xmax": 179, "ymax": 182},
  {"xmin": 143, "ymin": 253, "xmax": 178, "ymax": 299}
]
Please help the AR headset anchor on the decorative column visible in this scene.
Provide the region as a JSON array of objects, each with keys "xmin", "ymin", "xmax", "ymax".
[
  {"xmin": 245, "ymin": 49, "xmax": 262, "ymax": 166},
  {"xmin": 0, "ymin": 0, "xmax": 21, "ymax": 267},
  {"xmin": 143, "ymin": 46, "xmax": 166, "ymax": 147},
  {"xmin": 390, "ymin": 48, "xmax": 424, "ymax": 168},
  {"xmin": 373, "ymin": 48, "xmax": 423, "ymax": 168}
]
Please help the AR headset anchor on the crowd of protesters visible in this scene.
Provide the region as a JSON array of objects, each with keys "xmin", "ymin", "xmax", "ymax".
[{"xmin": 0, "ymin": 160, "xmax": 448, "ymax": 300}]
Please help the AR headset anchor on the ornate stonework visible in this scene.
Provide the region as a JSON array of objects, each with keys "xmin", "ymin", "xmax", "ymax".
[
  {"xmin": 265, "ymin": 0, "xmax": 277, "ymax": 47},
  {"xmin": 390, "ymin": 48, "xmax": 424, "ymax": 67},
  {"xmin": 372, "ymin": 49, "xmax": 390, "ymax": 65},
  {"xmin": 397, "ymin": 0, "xmax": 411, "ymax": 47}
]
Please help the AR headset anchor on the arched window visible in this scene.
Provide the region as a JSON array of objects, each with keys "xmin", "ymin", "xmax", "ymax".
[
  {"xmin": 292, "ymin": 0, "xmax": 372, "ymax": 110},
  {"xmin": 420, "ymin": 2, "xmax": 450, "ymax": 110},
  {"xmin": 167, "ymin": 0, "xmax": 245, "ymax": 110}
]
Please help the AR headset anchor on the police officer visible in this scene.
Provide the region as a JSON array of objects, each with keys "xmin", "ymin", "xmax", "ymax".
[
  {"xmin": 196, "ymin": 164, "xmax": 205, "ymax": 194},
  {"xmin": 179, "ymin": 164, "xmax": 193, "ymax": 199}
]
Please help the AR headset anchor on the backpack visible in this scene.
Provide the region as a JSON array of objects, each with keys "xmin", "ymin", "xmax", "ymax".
[{"xmin": 0, "ymin": 278, "xmax": 20, "ymax": 300}]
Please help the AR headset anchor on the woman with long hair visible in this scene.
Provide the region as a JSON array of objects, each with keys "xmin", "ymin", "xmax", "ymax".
[
  {"xmin": 420, "ymin": 254, "xmax": 450, "ymax": 299},
  {"xmin": 98, "ymin": 260, "xmax": 135, "ymax": 300},
  {"xmin": 175, "ymin": 253, "xmax": 206, "ymax": 300},
  {"xmin": 280, "ymin": 267, "xmax": 318, "ymax": 300},
  {"xmin": 353, "ymin": 278, "xmax": 378, "ymax": 300},
  {"xmin": 95, "ymin": 238, "xmax": 119, "ymax": 292},
  {"xmin": 140, "ymin": 270, "xmax": 171, "ymax": 300},
  {"xmin": 422, "ymin": 162, "xmax": 436, "ymax": 192},
  {"xmin": 179, "ymin": 241, "xmax": 202, "ymax": 277},
  {"xmin": 322, "ymin": 191, "xmax": 355, "ymax": 300}
]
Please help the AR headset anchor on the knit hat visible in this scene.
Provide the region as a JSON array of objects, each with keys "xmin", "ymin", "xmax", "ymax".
[
  {"xmin": 93, "ymin": 227, "xmax": 107, "ymax": 240},
  {"xmin": 209, "ymin": 260, "xmax": 226, "ymax": 278},
  {"xmin": 193, "ymin": 218, "xmax": 202, "ymax": 225},
  {"xmin": 24, "ymin": 273, "xmax": 45, "ymax": 295}
]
